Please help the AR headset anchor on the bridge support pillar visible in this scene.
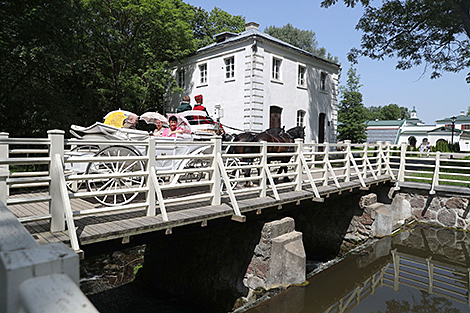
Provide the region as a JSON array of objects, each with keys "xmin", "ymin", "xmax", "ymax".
[{"xmin": 244, "ymin": 217, "xmax": 306, "ymax": 291}]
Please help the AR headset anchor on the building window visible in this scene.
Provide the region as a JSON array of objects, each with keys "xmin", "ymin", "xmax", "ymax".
[
  {"xmin": 272, "ymin": 57, "xmax": 282, "ymax": 81},
  {"xmin": 462, "ymin": 124, "xmax": 470, "ymax": 130},
  {"xmin": 224, "ymin": 56, "xmax": 235, "ymax": 80},
  {"xmin": 298, "ymin": 65, "xmax": 306, "ymax": 87},
  {"xmin": 177, "ymin": 69, "xmax": 185, "ymax": 88},
  {"xmin": 320, "ymin": 72, "xmax": 327, "ymax": 91},
  {"xmin": 199, "ymin": 63, "xmax": 207, "ymax": 85},
  {"xmin": 297, "ymin": 110, "xmax": 306, "ymax": 127}
]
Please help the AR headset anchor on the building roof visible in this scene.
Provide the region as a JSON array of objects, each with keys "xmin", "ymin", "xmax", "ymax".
[
  {"xmin": 196, "ymin": 26, "xmax": 340, "ymax": 68},
  {"xmin": 436, "ymin": 115, "xmax": 470, "ymax": 123},
  {"xmin": 365, "ymin": 120, "xmax": 406, "ymax": 127}
]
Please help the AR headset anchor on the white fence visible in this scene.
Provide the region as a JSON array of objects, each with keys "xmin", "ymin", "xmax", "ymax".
[{"xmin": 0, "ymin": 131, "xmax": 424, "ymax": 253}]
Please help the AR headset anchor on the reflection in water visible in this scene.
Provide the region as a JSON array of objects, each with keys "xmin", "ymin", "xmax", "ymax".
[{"xmin": 246, "ymin": 225, "xmax": 470, "ymax": 313}]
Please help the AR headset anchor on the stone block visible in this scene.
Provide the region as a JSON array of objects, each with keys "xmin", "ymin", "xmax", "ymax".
[
  {"xmin": 0, "ymin": 243, "xmax": 79, "ymax": 313},
  {"xmin": 268, "ymin": 231, "xmax": 305, "ymax": 288},
  {"xmin": 446, "ymin": 197, "xmax": 468, "ymax": 210},
  {"xmin": 359, "ymin": 194, "xmax": 377, "ymax": 208},
  {"xmin": 437, "ymin": 209, "xmax": 457, "ymax": 227},
  {"xmin": 261, "ymin": 217, "xmax": 295, "ymax": 241},
  {"xmin": 391, "ymin": 194, "xmax": 412, "ymax": 224},
  {"xmin": 372, "ymin": 206, "xmax": 392, "ymax": 238}
]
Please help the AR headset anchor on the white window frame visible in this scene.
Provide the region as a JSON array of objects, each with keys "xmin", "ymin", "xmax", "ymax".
[
  {"xmin": 320, "ymin": 72, "xmax": 327, "ymax": 91},
  {"xmin": 199, "ymin": 63, "xmax": 208, "ymax": 86},
  {"xmin": 297, "ymin": 65, "xmax": 306, "ymax": 87},
  {"xmin": 177, "ymin": 69, "xmax": 185, "ymax": 88},
  {"xmin": 272, "ymin": 57, "xmax": 282, "ymax": 81},
  {"xmin": 297, "ymin": 110, "xmax": 306, "ymax": 127},
  {"xmin": 224, "ymin": 56, "xmax": 235, "ymax": 81}
]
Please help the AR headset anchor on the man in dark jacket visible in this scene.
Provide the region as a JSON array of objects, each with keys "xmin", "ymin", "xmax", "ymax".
[{"xmin": 176, "ymin": 95, "xmax": 192, "ymax": 113}]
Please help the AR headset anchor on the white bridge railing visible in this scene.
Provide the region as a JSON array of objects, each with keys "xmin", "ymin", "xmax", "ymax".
[{"xmin": 0, "ymin": 130, "xmax": 419, "ymax": 253}]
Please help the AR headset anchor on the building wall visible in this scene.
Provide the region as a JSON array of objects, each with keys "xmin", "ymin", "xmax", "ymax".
[{"xmin": 167, "ymin": 36, "xmax": 339, "ymax": 143}]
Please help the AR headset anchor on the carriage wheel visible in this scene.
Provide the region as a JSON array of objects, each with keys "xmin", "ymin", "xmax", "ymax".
[
  {"xmin": 66, "ymin": 145, "xmax": 100, "ymax": 193},
  {"xmin": 222, "ymin": 157, "xmax": 240, "ymax": 191},
  {"xmin": 86, "ymin": 146, "xmax": 145, "ymax": 206},
  {"xmin": 177, "ymin": 158, "xmax": 210, "ymax": 183}
]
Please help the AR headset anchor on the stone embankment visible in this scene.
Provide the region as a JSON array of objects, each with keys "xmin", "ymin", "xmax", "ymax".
[{"xmin": 396, "ymin": 192, "xmax": 470, "ymax": 230}]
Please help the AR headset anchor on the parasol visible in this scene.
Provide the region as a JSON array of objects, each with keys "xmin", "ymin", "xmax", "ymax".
[
  {"xmin": 103, "ymin": 110, "xmax": 133, "ymax": 128},
  {"xmin": 140, "ymin": 112, "xmax": 168, "ymax": 127},
  {"xmin": 167, "ymin": 113, "xmax": 192, "ymax": 134}
]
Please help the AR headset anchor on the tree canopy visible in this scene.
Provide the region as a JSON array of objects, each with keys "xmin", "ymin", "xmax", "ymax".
[
  {"xmin": 192, "ymin": 7, "xmax": 245, "ymax": 48},
  {"xmin": 364, "ymin": 104, "xmax": 410, "ymax": 121},
  {"xmin": 0, "ymin": 0, "xmax": 244, "ymax": 137},
  {"xmin": 337, "ymin": 67, "xmax": 367, "ymax": 143},
  {"xmin": 264, "ymin": 23, "xmax": 339, "ymax": 63},
  {"xmin": 321, "ymin": 0, "xmax": 470, "ymax": 80}
]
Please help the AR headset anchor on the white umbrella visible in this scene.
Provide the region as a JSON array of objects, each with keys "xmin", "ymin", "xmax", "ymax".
[{"xmin": 140, "ymin": 112, "xmax": 168, "ymax": 127}]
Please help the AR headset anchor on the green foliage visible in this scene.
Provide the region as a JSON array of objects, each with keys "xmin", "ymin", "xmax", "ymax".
[
  {"xmin": 337, "ymin": 67, "xmax": 367, "ymax": 143},
  {"xmin": 192, "ymin": 7, "xmax": 245, "ymax": 48},
  {"xmin": 321, "ymin": 0, "xmax": 470, "ymax": 80},
  {"xmin": 365, "ymin": 104, "xmax": 410, "ymax": 120},
  {"xmin": 264, "ymin": 23, "xmax": 339, "ymax": 63},
  {"xmin": 1, "ymin": 1, "xmax": 244, "ymax": 137},
  {"xmin": 435, "ymin": 140, "xmax": 451, "ymax": 152}
]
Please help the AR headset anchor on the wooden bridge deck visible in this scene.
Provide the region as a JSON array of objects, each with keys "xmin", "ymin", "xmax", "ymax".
[{"xmin": 10, "ymin": 175, "xmax": 392, "ymax": 248}]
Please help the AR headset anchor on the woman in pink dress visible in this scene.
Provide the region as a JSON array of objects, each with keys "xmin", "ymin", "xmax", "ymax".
[{"xmin": 161, "ymin": 115, "xmax": 183, "ymax": 137}]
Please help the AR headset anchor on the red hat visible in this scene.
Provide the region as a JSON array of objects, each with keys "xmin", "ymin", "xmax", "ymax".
[{"xmin": 195, "ymin": 94, "xmax": 203, "ymax": 102}]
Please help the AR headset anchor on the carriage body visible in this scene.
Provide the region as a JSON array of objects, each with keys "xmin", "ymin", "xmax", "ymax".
[{"xmin": 65, "ymin": 122, "xmax": 212, "ymax": 206}]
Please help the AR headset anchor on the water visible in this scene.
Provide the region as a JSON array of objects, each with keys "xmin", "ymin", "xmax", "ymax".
[
  {"xmin": 82, "ymin": 225, "xmax": 470, "ymax": 312},
  {"xmin": 245, "ymin": 224, "xmax": 470, "ymax": 313}
]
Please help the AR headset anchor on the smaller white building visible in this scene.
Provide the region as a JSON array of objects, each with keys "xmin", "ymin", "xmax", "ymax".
[{"xmin": 366, "ymin": 109, "xmax": 470, "ymax": 151}]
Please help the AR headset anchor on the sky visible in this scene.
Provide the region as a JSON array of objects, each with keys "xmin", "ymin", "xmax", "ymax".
[{"xmin": 186, "ymin": 0, "xmax": 470, "ymax": 125}]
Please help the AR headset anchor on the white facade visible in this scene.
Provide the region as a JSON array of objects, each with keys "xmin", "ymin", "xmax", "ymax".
[{"xmin": 167, "ymin": 23, "xmax": 340, "ymax": 143}]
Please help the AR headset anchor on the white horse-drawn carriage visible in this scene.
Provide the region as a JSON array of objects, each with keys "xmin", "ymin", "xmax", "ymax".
[{"xmin": 64, "ymin": 110, "xmax": 239, "ymax": 207}]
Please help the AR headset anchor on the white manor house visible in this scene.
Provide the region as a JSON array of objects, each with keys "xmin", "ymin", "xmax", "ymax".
[{"xmin": 166, "ymin": 22, "xmax": 340, "ymax": 143}]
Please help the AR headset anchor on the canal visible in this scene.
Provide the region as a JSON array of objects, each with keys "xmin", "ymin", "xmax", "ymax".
[{"xmin": 81, "ymin": 224, "xmax": 470, "ymax": 313}]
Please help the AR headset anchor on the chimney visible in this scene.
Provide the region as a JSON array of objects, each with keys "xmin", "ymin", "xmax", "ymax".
[{"xmin": 245, "ymin": 22, "xmax": 259, "ymax": 31}]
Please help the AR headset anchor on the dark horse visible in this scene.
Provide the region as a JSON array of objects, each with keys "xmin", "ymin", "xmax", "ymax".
[
  {"xmin": 226, "ymin": 126, "xmax": 305, "ymax": 185},
  {"xmin": 252, "ymin": 126, "xmax": 305, "ymax": 183}
]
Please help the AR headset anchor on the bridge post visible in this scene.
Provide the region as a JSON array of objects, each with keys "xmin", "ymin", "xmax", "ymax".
[
  {"xmin": 295, "ymin": 139, "xmax": 303, "ymax": 191},
  {"xmin": 377, "ymin": 141, "xmax": 383, "ymax": 176},
  {"xmin": 0, "ymin": 132, "xmax": 9, "ymax": 205},
  {"xmin": 211, "ymin": 137, "xmax": 221, "ymax": 206},
  {"xmin": 345, "ymin": 140, "xmax": 351, "ymax": 182},
  {"xmin": 260, "ymin": 141, "xmax": 267, "ymax": 197},
  {"xmin": 146, "ymin": 137, "xmax": 156, "ymax": 216},
  {"xmin": 322, "ymin": 142, "xmax": 329, "ymax": 186},
  {"xmin": 48, "ymin": 130, "xmax": 65, "ymax": 232},
  {"xmin": 398, "ymin": 143, "xmax": 407, "ymax": 183}
]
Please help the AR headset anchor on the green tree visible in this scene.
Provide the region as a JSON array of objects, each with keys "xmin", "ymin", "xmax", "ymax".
[
  {"xmin": 0, "ymin": 0, "xmax": 198, "ymax": 137},
  {"xmin": 321, "ymin": 0, "xmax": 470, "ymax": 79},
  {"xmin": 264, "ymin": 23, "xmax": 339, "ymax": 63},
  {"xmin": 338, "ymin": 67, "xmax": 367, "ymax": 142},
  {"xmin": 365, "ymin": 104, "xmax": 410, "ymax": 120},
  {"xmin": 81, "ymin": 0, "xmax": 197, "ymax": 115},
  {"xmin": 191, "ymin": 7, "xmax": 245, "ymax": 48},
  {"xmin": 0, "ymin": 0, "xmax": 93, "ymax": 137}
]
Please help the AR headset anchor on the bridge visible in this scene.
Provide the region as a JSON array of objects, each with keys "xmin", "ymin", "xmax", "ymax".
[{"xmin": 2, "ymin": 130, "xmax": 470, "ymax": 312}]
